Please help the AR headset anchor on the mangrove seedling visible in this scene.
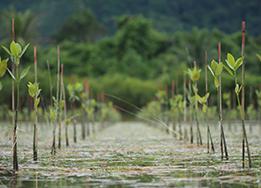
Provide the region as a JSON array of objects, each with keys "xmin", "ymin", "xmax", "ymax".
[
  {"xmin": 27, "ymin": 47, "xmax": 41, "ymax": 161},
  {"xmin": 208, "ymin": 43, "xmax": 229, "ymax": 160},
  {"xmin": 2, "ymin": 40, "xmax": 30, "ymax": 171},
  {"xmin": 170, "ymin": 95, "xmax": 184, "ymax": 140},
  {"xmin": 187, "ymin": 65, "xmax": 203, "ymax": 145},
  {"xmin": 224, "ymin": 53, "xmax": 251, "ymax": 168},
  {"xmin": 67, "ymin": 82, "xmax": 83, "ymax": 143}
]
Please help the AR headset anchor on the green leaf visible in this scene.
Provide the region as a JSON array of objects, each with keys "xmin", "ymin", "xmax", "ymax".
[
  {"xmin": 188, "ymin": 67, "xmax": 201, "ymax": 81},
  {"xmin": 19, "ymin": 43, "xmax": 30, "ymax": 58},
  {"xmin": 27, "ymin": 82, "xmax": 41, "ymax": 97},
  {"xmin": 234, "ymin": 57, "xmax": 244, "ymax": 70},
  {"xmin": 256, "ymin": 54, "xmax": 261, "ymax": 61},
  {"xmin": 235, "ymin": 84, "xmax": 242, "ymax": 95},
  {"xmin": 20, "ymin": 66, "xmax": 30, "ymax": 80},
  {"xmin": 10, "ymin": 41, "xmax": 22, "ymax": 57},
  {"xmin": 0, "ymin": 82, "xmax": 2, "ymax": 90},
  {"xmin": 202, "ymin": 93, "xmax": 209, "ymax": 103},
  {"xmin": 209, "ymin": 60, "xmax": 223, "ymax": 77},
  {"xmin": 7, "ymin": 68, "xmax": 16, "ymax": 80},
  {"xmin": 214, "ymin": 77, "xmax": 219, "ymax": 88},
  {"xmin": 1, "ymin": 45, "xmax": 11, "ymax": 56},
  {"xmin": 227, "ymin": 53, "xmax": 236, "ymax": 70},
  {"xmin": 0, "ymin": 58, "xmax": 8, "ymax": 77},
  {"xmin": 195, "ymin": 94, "xmax": 202, "ymax": 103},
  {"xmin": 223, "ymin": 64, "xmax": 234, "ymax": 76},
  {"xmin": 215, "ymin": 63, "xmax": 223, "ymax": 76},
  {"xmin": 210, "ymin": 60, "xmax": 217, "ymax": 71},
  {"xmin": 208, "ymin": 65, "xmax": 215, "ymax": 77}
]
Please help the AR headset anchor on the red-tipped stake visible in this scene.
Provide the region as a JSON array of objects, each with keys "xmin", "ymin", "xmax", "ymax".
[
  {"xmin": 11, "ymin": 18, "xmax": 15, "ymax": 41},
  {"xmin": 240, "ymin": 20, "xmax": 252, "ymax": 168}
]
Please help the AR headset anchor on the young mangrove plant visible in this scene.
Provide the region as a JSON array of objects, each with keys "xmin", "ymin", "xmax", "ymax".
[
  {"xmin": 170, "ymin": 95, "xmax": 184, "ymax": 140},
  {"xmin": 51, "ymin": 46, "xmax": 62, "ymax": 153},
  {"xmin": 80, "ymin": 80, "xmax": 90, "ymax": 139},
  {"xmin": 67, "ymin": 82, "xmax": 83, "ymax": 143},
  {"xmin": 2, "ymin": 40, "xmax": 30, "ymax": 171},
  {"xmin": 208, "ymin": 43, "xmax": 229, "ymax": 160},
  {"xmin": 82, "ymin": 97, "xmax": 97, "ymax": 136},
  {"xmin": 27, "ymin": 47, "xmax": 41, "ymax": 161},
  {"xmin": 187, "ymin": 64, "xmax": 203, "ymax": 145},
  {"xmin": 156, "ymin": 90, "xmax": 169, "ymax": 133},
  {"xmin": 224, "ymin": 53, "xmax": 251, "ymax": 168}
]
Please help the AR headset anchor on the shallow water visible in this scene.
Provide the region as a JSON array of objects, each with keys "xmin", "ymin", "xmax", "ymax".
[{"xmin": 0, "ymin": 122, "xmax": 260, "ymax": 187}]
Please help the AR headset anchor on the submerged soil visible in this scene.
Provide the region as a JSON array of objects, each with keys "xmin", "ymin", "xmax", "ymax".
[{"xmin": 0, "ymin": 121, "xmax": 260, "ymax": 187}]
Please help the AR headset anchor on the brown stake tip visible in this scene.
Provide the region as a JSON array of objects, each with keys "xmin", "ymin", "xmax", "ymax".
[
  {"xmin": 242, "ymin": 21, "xmax": 246, "ymax": 33},
  {"xmin": 34, "ymin": 47, "xmax": 37, "ymax": 65}
]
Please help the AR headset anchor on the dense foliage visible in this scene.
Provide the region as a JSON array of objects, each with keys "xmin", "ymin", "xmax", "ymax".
[
  {"xmin": 0, "ymin": 0, "xmax": 261, "ymax": 37},
  {"xmin": 0, "ymin": 8, "xmax": 260, "ymax": 113}
]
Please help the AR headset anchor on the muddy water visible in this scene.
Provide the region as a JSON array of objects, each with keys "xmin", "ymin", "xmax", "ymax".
[{"xmin": 0, "ymin": 122, "xmax": 260, "ymax": 187}]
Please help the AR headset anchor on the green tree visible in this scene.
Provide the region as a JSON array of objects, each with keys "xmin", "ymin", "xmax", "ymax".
[{"xmin": 55, "ymin": 9, "xmax": 105, "ymax": 42}]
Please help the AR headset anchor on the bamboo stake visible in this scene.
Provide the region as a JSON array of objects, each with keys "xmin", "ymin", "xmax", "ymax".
[
  {"xmin": 61, "ymin": 64, "xmax": 69, "ymax": 147},
  {"xmin": 58, "ymin": 47, "xmax": 62, "ymax": 149},
  {"xmin": 240, "ymin": 20, "xmax": 252, "ymax": 168},
  {"xmin": 205, "ymin": 50, "xmax": 215, "ymax": 153},
  {"xmin": 33, "ymin": 46, "xmax": 38, "ymax": 161}
]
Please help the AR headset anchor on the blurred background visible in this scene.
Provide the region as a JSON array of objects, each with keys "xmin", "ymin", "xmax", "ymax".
[{"xmin": 0, "ymin": 0, "xmax": 260, "ymax": 115}]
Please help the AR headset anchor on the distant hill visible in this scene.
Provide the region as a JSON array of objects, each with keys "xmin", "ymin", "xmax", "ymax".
[{"xmin": 1, "ymin": 0, "xmax": 261, "ymax": 39}]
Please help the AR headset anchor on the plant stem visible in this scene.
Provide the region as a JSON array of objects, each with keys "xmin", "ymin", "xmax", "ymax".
[
  {"xmin": 57, "ymin": 48, "xmax": 62, "ymax": 149},
  {"xmin": 183, "ymin": 74, "xmax": 187, "ymax": 122},
  {"xmin": 33, "ymin": 47, "xmax": 38, "ymax": 161},
  {"xmin": 188, "ymin": 80, "xmax": 193, "ymax": 144},
  {"xmin": 193, "ymin": 61, "xmax": 202, "ymax": 146},
  {"xmin": 14, "ymin": 63, "xmax": 19, "ymax": 171},
  {"xmin": 11, "ymin": 17, "xmax": 18, "ymax": 172}
]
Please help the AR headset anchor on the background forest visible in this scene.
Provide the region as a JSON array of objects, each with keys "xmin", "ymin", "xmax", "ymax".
[{"xmin": 0, "ymin": 0, "xmax": 261, "ymax": 113}]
